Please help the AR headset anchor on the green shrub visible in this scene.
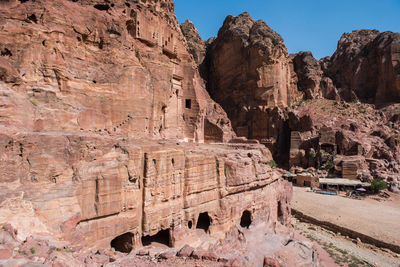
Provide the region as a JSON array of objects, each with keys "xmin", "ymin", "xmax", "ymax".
[
  {"xmin": 370, "ymin": 178, "xmax": 387, "ymax": 193},
  {"xmin": 267, "ymin": 160, "xmax": 277, "ymax": 168},
  {"xmin": 310, "ymin": 151, "xmax": 316, "ymax": 159},
  {"xmin": 30, "ymin": 247, "xmax": 36, "ymax": 254},
  {"xmin": 269, "ymin": 36, "xmax": 280, "ymax": 46},
  {"xmin": 326, "ymin": 160, "xmax": 334, "ymax": 170},
  {"xmin": 29, "ymin": 99, "xmax": 38, "ymax": 106}
]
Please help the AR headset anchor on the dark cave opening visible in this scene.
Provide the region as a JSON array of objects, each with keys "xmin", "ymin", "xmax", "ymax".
[
  {"xmin": 93, "ymin": 4, "xmax": 110, "ymax": 11},
  {"xmin": 110, "ymin": 232, "xmax": 134, "ymax": 253},
  {"xmin": 196, "ymin": 212, "xmax": 211, "ymax": 232},
  {"xmin": 240, "ymin": 210, "xmax": 252, "ymax": 228},
  {"xmin": 141, "ymin": 229, "xmax": 171, "ymax": 247},
  {"xmin": 277, "ymin": 201, "xmax": 284, "ymax": 224}
]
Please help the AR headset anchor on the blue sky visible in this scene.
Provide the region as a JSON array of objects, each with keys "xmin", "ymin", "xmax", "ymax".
[{"xmin": 174, "ymin": 0, "xmax": 400, "ymax": 59}]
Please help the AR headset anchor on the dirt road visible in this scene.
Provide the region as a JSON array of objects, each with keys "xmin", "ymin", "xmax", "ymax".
[{"xmin": 292, "ymin": 187, "xmax": 400, "ymax": 249}]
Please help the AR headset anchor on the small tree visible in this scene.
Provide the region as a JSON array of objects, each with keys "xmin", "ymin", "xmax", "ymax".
[{"xmin": 370, "ymin": 178, "xmax": 387, "ymax": 193}]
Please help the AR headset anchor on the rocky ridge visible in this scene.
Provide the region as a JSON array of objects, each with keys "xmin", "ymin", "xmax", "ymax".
[
  {"xmin": 180, "ymin": 20, "xmax": 206, "ymax": 66},
  {"xmin": 182, "ymin": 15, "xmax": 400, "ymax": 190},
  {"xmin": 0, "ymin": 1, "xmax": 317, "ymax": 266},
  {"xmin": 326, "ymin": 30, "xmax": 400, "ymax": 104}
]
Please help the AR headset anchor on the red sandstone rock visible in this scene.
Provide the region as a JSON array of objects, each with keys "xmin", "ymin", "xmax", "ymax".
[
  {"xmin": 91, "ymin": 254, "xmax": 109, "ymax": 264},
  {"xmin": 263, "ymin": 257, "xmax": 280, "ymax": 267},
  {"xmin": 0, "ymin": 248, "xmax": 12, "ymax": 260},
  {"xmin": 291, "ymin": 51, "xmax": 324, "ymax": 100},
  {"xmin": 158, "ymin": 250, "xmax": 176, "ymax": 259},
  {"xmin": 191, "ymin": 249, "xmax": 206, "ymax": 260},
  {"xmin": 177, "ymin": 244, "xmax": 194, "ymax": 257},
  {"xmin": 201, "ymin": 251, "xmax": 219, "ymax": 261},
  {"xmin": 0, "ymin": 0, "xmax": 366, "ymax": 266},
  {"xmin": 291, "ymin": 51, "xmax": 340, "ymax": 101},
  {"xmin": 180, "ymin": 20, "xmax": 206, "ymax": 66},
  {"xmin": 203, "ymin": 12, "xmax": 300, "ymax": 139},
  {"xmin": 326, "ymin": 30, "xmax": 400, "ymax": 104}
]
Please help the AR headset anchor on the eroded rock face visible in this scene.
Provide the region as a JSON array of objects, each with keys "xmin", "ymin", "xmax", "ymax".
[
  {"xmin": 291, "ymin": 52, "xmax": 323, "ymax": 99},
  {"xmin": 0, "ymin": 0, "xmax": 234, "ymax": 143},
  {"xmin": 286, "ymin": 99, "xmax": 400, "ymax": 190},
  {"xmin": 180, "ymin": 20, "xmax": 206, "ymax": 66},
  {"xmin": 291, "ymin": 51, "xmax": 340, "ymax": 101},
  {"xmin": 204, "ymin": 13, "xmax": 299, "ymax": 134},
  {"xmin": 0, "ymin": 1, "xmax": 296, "ymax": 264},
  {"xmin": 326, "ymin": 30, "xmax": 400, "ymax": 104}
]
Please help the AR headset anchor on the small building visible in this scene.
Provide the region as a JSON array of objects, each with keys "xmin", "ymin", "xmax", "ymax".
[{"xmin": 293, "ymin": 174, "xmax": 320, "ymax": 188}]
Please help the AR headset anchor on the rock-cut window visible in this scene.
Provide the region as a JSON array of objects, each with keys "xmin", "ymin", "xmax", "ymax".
[{"xmin": 185, "ymin": 99, "xmax": 191, "ymax": 109}]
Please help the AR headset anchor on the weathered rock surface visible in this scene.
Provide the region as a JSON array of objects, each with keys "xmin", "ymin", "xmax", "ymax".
[
  {"xmin": 0, "ymin": 1, "xmax": 310, "ymax": 266},
  {"xmin": 0, "ymin": 0, "xmax": 234, "ymax": 142},
  {"xmin": 291, "ymin": 51, "xmax": 339, "ymax": 101},
  {"xmin": 326, "ymin": 30, "xmax": 400, "ymax": 104},
  {"xmin": 287, "ymin": 99, "xmax": 400, "ymax": 190},
  {"xmin": 203, "ymin": 12, "xmax": 300, "ymax": 135},
  {"xmin": 291, "ymin": 51, "xmax": 323, "ymax": 99},
  {"xmin": 183, "ymin": 14, "xmax": 400, "ymax": 190},
  {"xmin": 180, "ymin": 20, "xmax": 206, "ymax": 66}
]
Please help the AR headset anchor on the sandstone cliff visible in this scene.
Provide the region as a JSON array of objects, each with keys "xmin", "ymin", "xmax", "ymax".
[
  {"xmin": 0, "ymin": 0, "xmax": 234, "ymax": 143},
  {"xmin": 326, "ymin": 30, "xmax": 400, "ymax": 104},
  {"xmin": 204, "ymin": 13, "xmax": 299, "ymax": 130},
  {"xmin": 181, "ymin": 16, "xmax": 400, "ymax": 191},
  {"xmin": 0, "ymin": 1, "xmax": 304, "ymax": 266},
  {"xmin": 180, "ymin": 20, "xmax": 206, "ymax": 66},
  {"xmin": 291, "ymin": 51, "xmax": 339, "ymax": 101}
]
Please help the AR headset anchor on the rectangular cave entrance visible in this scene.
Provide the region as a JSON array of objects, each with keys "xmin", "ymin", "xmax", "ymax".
[
  {"xmin": 185, "ymin": 99, "xmax": 192, "ymax": 109},
  {"xmin": 196, "ymin": 212, "xmax": 211, "ymax": 233},
  {"xmin": 141, "ymin": 229, "xmax": 171, "ymax": 247}
]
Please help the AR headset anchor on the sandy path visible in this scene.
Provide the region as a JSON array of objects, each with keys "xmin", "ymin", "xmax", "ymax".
[{"xmin": 292, "ymin": 187, "xmax": 400, "ymax": 247}]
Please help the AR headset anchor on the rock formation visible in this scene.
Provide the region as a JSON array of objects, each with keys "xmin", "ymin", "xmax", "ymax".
[
  {"xmin": 0, "ymin": 1, "xmax": 315, "ymax": 266},
  {"xmin": 291, "ymin": 51, "xmax": 339, "ymax": 101},
  {"xmin": 204, "ymin": 12, "xmax": 299, "ymax": 130},
  {"xmin": 0, "ymin": 0, "xmax": 236, "ymax": 143},
  {"xmin": 182, "ymin": 16, "xmax": 400, "ymax": 191},
  {"xmin": 286, "ymin": 99, "xmax": 400, "ymax": 190},
  {"xmin": 180, "ymin": 20, "xmax": 206, "ymax": 66},
  {"xmin": 182, "ymin": 12, "xmax": 301, "ymax": 166},
  {"xmin": 326, "ymin": 30, "xmax": 400, "ymax": 104}
]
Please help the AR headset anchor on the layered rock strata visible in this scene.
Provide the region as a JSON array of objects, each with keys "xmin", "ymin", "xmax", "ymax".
[
  {"xmin": 0, "ymin": 1, "xmax": 296, "ymax": 262},
  {"xmin": 182, "ymin": 17, "xmax": 400, "ymax": 190},
  {"xmin": 0, "ymin": 0, "xmax": 234, "ymax": 143},
  {"xmin": 0, "ymin": 132, "xmax": 291, "ymax": 249}
]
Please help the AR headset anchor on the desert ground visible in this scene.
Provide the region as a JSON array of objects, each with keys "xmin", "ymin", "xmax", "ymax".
[{"xmin": 292, "ymin": 186, "xmax": 400, "ymax": 266}]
